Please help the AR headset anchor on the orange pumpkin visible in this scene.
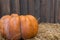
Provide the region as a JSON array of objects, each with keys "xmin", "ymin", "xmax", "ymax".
[{"xmin": 0, "ymin": 14, "xmax": 38, "ymax": 40}]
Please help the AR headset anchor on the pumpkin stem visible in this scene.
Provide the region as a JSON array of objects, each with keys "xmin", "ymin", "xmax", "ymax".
[
  {"xmin": 37, "ymin": 17, "xmax": 40, "ymax": 21},
  {"xmin": 37, "ymin": 17, "xmax": 40, "ymax": 23}
]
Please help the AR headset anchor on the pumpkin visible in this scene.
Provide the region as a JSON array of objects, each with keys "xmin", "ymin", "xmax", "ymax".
[{"xmin": 0, "ymin": 14, "xmax": 38, "ymax": 40}]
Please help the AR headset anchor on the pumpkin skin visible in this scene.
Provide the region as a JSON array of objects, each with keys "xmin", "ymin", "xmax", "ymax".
[
  {"xmin": 20, "ymin": 15, "xmax": 38, "ymax": 39},
  {"xmin": 0, "ymin": 14, "xmax": 38, "ymax": 40},
  {"xmin": 0, "ymin": 14, "xmax": 21, "ymax": 40}
]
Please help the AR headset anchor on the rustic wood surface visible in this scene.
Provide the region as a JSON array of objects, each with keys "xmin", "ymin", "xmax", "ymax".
[{"xmin": 0, "ymin": 0, "xmax": 60, "ymax": 23}]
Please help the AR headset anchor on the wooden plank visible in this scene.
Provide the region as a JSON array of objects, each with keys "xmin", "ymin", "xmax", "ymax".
[
  {"xmin": 34, "ymin": 0, "xmax": 40, "ymax": 23},
  {"xmin": 40, "ymin": 0, "xmax": 55, "ymax": 23},
  {"xmin": 58, "ymin": 0, "xmax": 60, "ymax": 23},
  {"xmin": 42, "ymin": 0, "xmax": 55, "ymax": 23},
  {"xmin": 28, "ymin": 0, "xmax": 35, "ymax": 15},
  {"xmin": 1, "ymin": 0, "xmax": 10, "ymax": 16},
  {"xmin": 0, "ymin": 0, "xmax": 2, "ymax": 18},
  {"xmin": 40, "ymin": 0, "xmax": 47, "ymax": 22},
  {"xmin": 45, "ymin": 0, "xmax": 51, "ymax": 23},
  {"xmin": 49, "ymin": 0, "xmax": 55, "ymax": 23},
  {"xmin": 55, "ymin": 0, "xmax": 60, "ymax": 23},
  {"xmin": 40, "ymin": 0, "xmax": 44, "ymax": 22},
  {"xmin": 54, "ymin": 0, "xmax": 58, "ymax": 23},
  {"xmin": 10, "ymin": 0, "xmax": 20, "ymax": 14},
  {"xmin": 20, "ymin": 0, "xmax": 28, "ymax": 15},
  {"xmin": 53, "ymin": 0, "xmax": 60, "ymax": 23}
]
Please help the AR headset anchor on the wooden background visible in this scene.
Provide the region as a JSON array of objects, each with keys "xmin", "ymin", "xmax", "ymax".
[{"xmin": 0, "ymin": 0, "xmax": 60, "ymax": 23}]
